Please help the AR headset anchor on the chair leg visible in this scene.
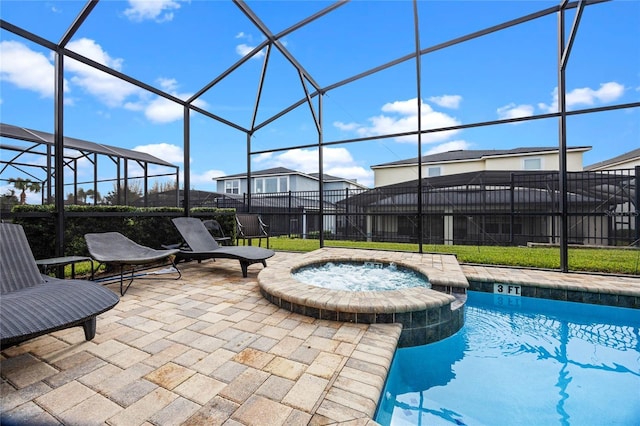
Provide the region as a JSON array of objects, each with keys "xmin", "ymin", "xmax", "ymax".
[
  {"xmin": 120, "ymin": 265, "xmax": 135, "ymax": 296},
  {"xmin": 240, "ymin": 261, "xmax": 249, "ymax": 277},
  {"xmin": 83, "ymin": 317, "xmax": 97, "ymax": 341}
]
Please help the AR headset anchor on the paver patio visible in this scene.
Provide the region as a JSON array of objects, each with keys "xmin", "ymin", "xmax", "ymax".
[{"xmin": 2, "ymin": 250, "xmax": 639, "ymax": 425}]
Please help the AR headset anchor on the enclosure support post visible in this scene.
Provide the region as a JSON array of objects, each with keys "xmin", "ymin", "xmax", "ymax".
[
  {"xmin": 557, "ymin": 0, "xmax": 584, "ymax": 272},
  {"xmin": 183, "ymin": 106, "xmax": 190, "ymax": 214},
  {"xmin": 318, "ymin": 94, "xmax": 324, "ymax": 248},
  {"xmin": 54, "ymin": 52, "xmax": 65, "ymax": 267},
  {"xmin": 635, "ymin": 166, "xmax": 640, "ymax": 246},
  {"xmin": 412, "ymin": 0, "xmax": 424, "ymax": 253}
]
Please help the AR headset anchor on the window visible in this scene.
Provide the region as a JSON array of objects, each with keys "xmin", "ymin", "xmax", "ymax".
[
  {"xmin": 255, "ymin": 176, "xmax": 288, "ymax": 193},
  {"xmin": 224, "ymin": 180, "xmax": 240, "ymax": 194},
  {"xmin": 523, "ymin": 157, "xmax": 542, "ymax": 170},
  {"xmin": 427, "ymin": 166, "xmax": 441, "ymax": 177},
  {"xmin": 279, "ymin": 177, "xmax": 288, "ymax": 192}
]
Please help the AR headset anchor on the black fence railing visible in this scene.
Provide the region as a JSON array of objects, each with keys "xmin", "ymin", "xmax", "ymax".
[
  {"xmin": 3, "ymin": 169, "xmax": 636, "ymax": 248},
  {"xmin": 205, "ymin": 168, "xmax": 638, "ymax": 247}
]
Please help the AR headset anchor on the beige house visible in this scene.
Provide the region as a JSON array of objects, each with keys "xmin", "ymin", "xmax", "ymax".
[
  {"xmin": 355, "ymin": 145, "xmax": 638, "ymax": 247},
  {"xmin": 371, "ymin": 146, "xmax": 591, "ymax": 187},
  {"xmin": 585, "ymin": 147, "xmax": 640, "ymax": 171}
]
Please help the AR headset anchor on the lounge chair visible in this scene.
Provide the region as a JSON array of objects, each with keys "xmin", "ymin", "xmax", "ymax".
[
  {"xmin": 0, "ymin": 223, "xmax": 119, "ymax": 348},
  {"xmin": 172, "ymin": 217, "xmax": 275, "ymax": 277},
  {"xmin": 85, "ymin": 232, "xmax": 181, "ymax": 296},
  {"xmin": 236, "ymin": 213, "xmax": 270, "ymax": 248}
]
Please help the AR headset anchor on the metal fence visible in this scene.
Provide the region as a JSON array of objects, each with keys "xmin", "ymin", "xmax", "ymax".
[{"xmin": 207, "ymin": 168, "xmax": 638, "ymax": 247}]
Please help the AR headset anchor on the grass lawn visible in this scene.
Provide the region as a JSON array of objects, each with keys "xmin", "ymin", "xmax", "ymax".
[
  {"xmin": 63, "ymin": 236, "xmax": 640, "ymax": 277},
  {"xmin": 265, "ymin": 236, "xmax": 640, "ymax": 276}
]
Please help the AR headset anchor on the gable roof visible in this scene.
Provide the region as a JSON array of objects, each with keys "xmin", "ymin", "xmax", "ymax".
[
  {"xmin": 371, "ymin": 146, "xmax": 591, "ymax": 168},
  {"xmin": 584, "ymin": 148, "xmax": 640, "ymax": 171}
]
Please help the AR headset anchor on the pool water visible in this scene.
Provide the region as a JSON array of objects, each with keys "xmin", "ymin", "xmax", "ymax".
[
  {"xmin": 292, "ymin": 261, "xmax": 430, "ymax": 291},
  {"xmin": 375, "ymin": 291, "xmax": 640, "ymax": 425}
]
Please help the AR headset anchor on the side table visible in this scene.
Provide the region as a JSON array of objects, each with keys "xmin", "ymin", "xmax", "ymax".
[{"xmin": 35, "ymin": 256, "xmax": 94, "ymax": 279}]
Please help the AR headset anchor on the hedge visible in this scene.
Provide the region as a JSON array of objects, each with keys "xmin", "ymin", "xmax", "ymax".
[{"xmin": 10, "ymin": 205, "xmax": 236, "ymax": 259}]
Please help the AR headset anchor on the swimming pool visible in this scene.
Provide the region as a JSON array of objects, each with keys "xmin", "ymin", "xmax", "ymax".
[{"xmin": 375, "ymin": 291, "xmax": 640, "ymax": 425}]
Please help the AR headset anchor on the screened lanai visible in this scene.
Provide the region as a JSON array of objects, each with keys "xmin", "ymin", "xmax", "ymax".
[
  {"xmin": 1, "ymin": 0, "xmax": 638, "ymax": 272},
  {"xmin": 0, "ymin": 122, "xmax": 180, "ymax": 206}
]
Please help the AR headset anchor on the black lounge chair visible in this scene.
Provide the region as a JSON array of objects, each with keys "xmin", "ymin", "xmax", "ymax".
[
  {"xmin": 172, "ymin": 217, "xmax": 275, "ymax": 277},
  {"xmin": 0, "ymin": 223, "xmax": 119, "ymax": 348},
  {"xmin": 85, "ymin": 232, "xmax": 181, "ymax": 296}
]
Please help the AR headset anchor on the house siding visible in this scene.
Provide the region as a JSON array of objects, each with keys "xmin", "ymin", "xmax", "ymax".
[{"xmin": 374, "ymin": 150, "xmax": 586, "ymax": 187}]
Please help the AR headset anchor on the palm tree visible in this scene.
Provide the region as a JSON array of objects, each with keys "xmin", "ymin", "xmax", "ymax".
[
  {"xmin": 77, "ymin": 188, "xmax": 87, "ymax": 204},
  {"xmin": 86, "ymin": 189, "xmax": 101, "ymax": 204},
  {"xmin": 9, "ymin": 178, "xmax": 42, "ymax": 205}
]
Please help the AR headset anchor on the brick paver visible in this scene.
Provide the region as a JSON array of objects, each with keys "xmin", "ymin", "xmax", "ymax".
[{"xmin": 2, "ymin": 250, "xmax": 638, "ymax": 425}]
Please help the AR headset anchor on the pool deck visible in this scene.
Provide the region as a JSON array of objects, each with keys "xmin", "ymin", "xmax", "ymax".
[{"xmin": 2, "ymin": 249, "xmax": 639, "ymax": 425}]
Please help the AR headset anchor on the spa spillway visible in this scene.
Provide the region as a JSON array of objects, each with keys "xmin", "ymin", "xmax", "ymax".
[{"xmin": 258, "ymin": 248, "xmax": 469, "ymax": 347}]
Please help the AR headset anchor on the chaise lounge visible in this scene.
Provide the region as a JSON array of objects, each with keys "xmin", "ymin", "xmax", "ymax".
[
  {"xmin": 0, "ymin": 223, "xmax": 119, "ymax": 349},
  {"xmin": 172, "ymin": 217, "xmax": 275, "ymax": 277},
  {"xmin": 85, "ymin": 232, "xmax": 181, "ymax": 296}
]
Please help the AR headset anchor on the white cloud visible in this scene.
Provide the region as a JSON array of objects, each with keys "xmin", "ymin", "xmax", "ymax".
[
  {"xmin": 428, "ymin": 95, "xmax": 462, "ymax": 109},
  {"xmin": 235, "ymin": 32, "xmax": 251, "ymax": 41},
  {"xmin": 66, "ymin": 38, "xmax": 143, "ymax": 107},
  {"xmin": 253, "ymin": 147, "xmax": 373, "ymax": 187},
  {"xmin": 538, "ymin": 81, "xmax": 625, "ymax": 113},
  {"xmin": 497, "ymin": 103, "xmax": 535, "ymax": 120},
  {"xmin": 235, "ymin": 32, "xmax": 266, "ymax": 59},
  {"xmin": 133, "ymin": 143, "xmax": 184, "ymax": 164},
  {"xmin": 157, "ymin": 77, "xmax": 179, "ymax": 92},
  {"xmin": 1, "ymin": 39, "xmax": 202, "ymax": 126},
  {"xmin": 333, "ymin": 121, "xmax": 359, "ymax": 132},
  {"xmin": 192, "ymin": 169, "xmax": 225, "ymax": 187},
  {"xmin": 144, "ymin": 93, "xmax": 207, "ymax": 123},
  {"xmin": 0, "ymin": 40, "xmax": 63, "ymax": 97},
  {"xmin": 124, "ymin": 0, "xmax": 183, "ymax": 22},
  {"xmin": 236, "ymin": 43, "xmax": 265, "ymax": 59},
  {"xmin": 336, "ymin": 97, "xmax": 461, "ymax": 144}
]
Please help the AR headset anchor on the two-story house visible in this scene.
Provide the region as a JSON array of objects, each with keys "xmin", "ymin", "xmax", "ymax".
[
  {"xmin": 216, "ymin": 167, "xmax": 367, "ymax": 195},
  {"xmin": 371, "ymin": 146, "xmax": 591, "ymax": 187},
  {"xmin": 215, "ymin": 167, "xmax": 368, "ymax": 238},
  {"xmin": 343, "ymin": 146, "xmax": 617, "ymax": 246}
]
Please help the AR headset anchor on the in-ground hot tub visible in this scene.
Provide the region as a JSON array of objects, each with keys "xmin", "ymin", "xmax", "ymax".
[{"xmin": 258, "ymin": 248, "xmax": 469, "ymax": 347}]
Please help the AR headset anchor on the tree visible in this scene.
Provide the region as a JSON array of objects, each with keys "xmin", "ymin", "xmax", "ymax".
[
  {"xmin": 86, "ymin": 189, "xmax": 101, "ymax": 204},
  {"xmin": 0, "ymin": 189, "xmax": 19, "ymax": 211},
  {"xmin": 8, "ymin": 178, "xmax": 41, "ymax": 205},
  {"xmin": 103, "ymin": 181, "xmax": 143, "ymax": 205}
]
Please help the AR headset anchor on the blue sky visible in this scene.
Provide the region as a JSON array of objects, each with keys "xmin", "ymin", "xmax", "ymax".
[{"xmin": 1, "ymin": 0, "xmax": 638, "ymax": 203}]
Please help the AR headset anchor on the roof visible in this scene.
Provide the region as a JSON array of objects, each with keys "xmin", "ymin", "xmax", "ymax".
[
  {"xmin": 371, "ymin": 146, "xmax": 592, "ymax": 168},
  {"xmin": 219, "ymin": 167, "xmax": 366, "ymax": 188},
  {"xmin": 584, "ymin": 148, "xmax": 640, "ymax": 171},
  {"xmin": 0, "ymin": 123, "xmax": 177, "ymax": 168},
  {"xmin": 343, "ymin": 169, "xmax": 633, "ymax": 208}
]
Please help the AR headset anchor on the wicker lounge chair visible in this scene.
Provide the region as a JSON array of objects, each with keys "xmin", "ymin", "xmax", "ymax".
[
  {"xmin": 172, "ymin": 217, "xmax": 275, "ymax": 277},
  {"xmin": 236, "ymin": 213, "xmax": 270, "ymax": 248},
  {"xmin": 0, "ymin": 223, "xmax": 119, "ymax": 348},
  {"xmin": 85, "ymin": 232, "xmax": 181, "ymax": 296}
]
